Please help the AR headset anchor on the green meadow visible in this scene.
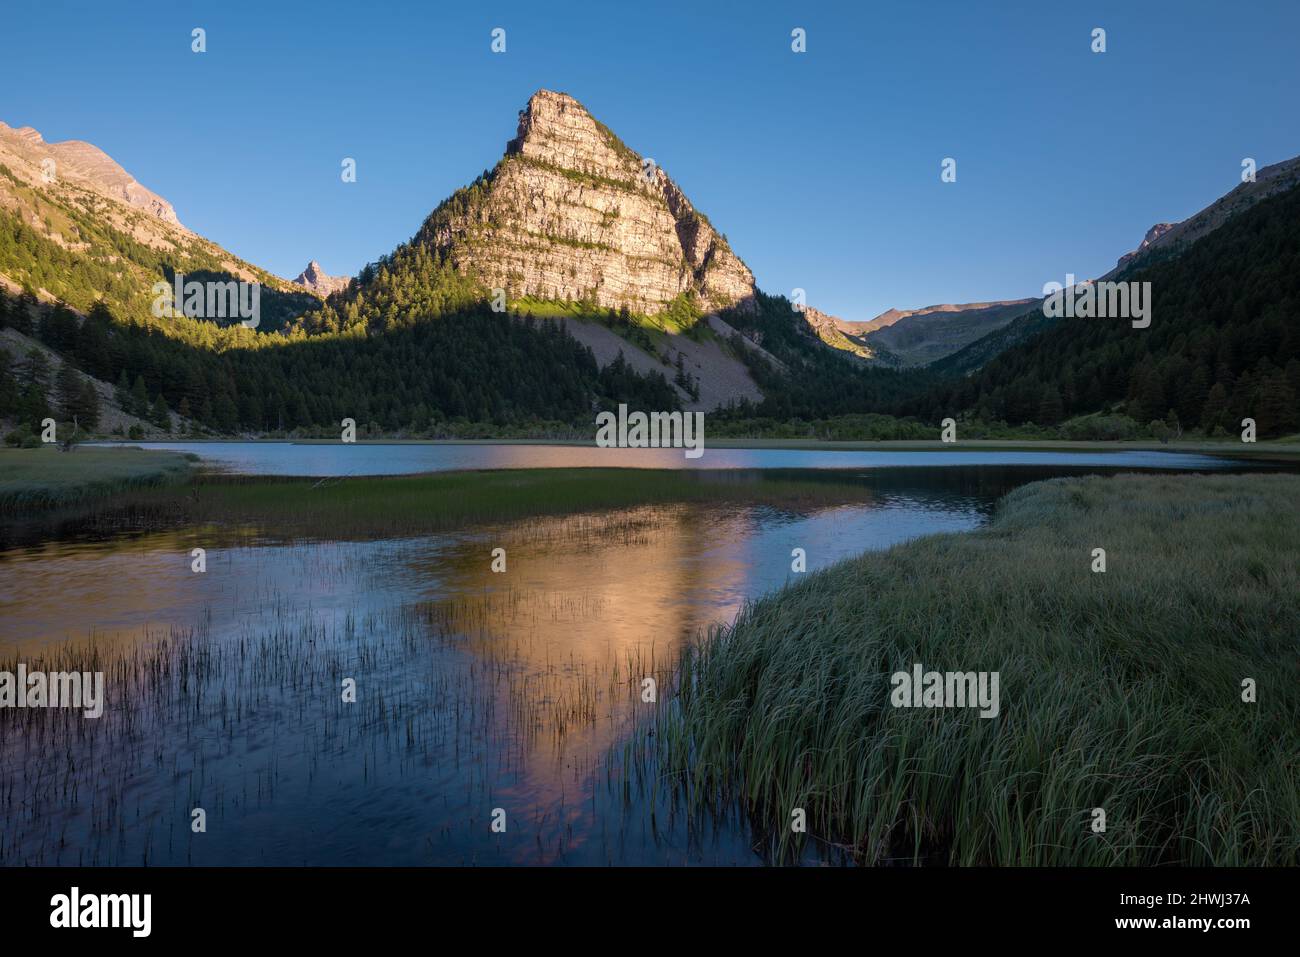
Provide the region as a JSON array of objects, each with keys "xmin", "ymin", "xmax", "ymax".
[
  {"xmin": 0, "ymin": 446, "xmax": 194, "ymax": 511},
  {"xmin": 141, "ymin": 467, "xmax": 873, "ymax": 535}
]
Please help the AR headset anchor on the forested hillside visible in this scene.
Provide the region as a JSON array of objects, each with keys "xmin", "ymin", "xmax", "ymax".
[
  {"xmin": 0, "ymin": 170, "xmax": 319, "ymax": 336},
  {"xmin": 0, "ymin": 282, "xmax": 680, "ymax": 437},
  {"xmin": 908, "ymin": 182, "xmax": 1300, "ymax": 437},
  {"xmin": 712, "ymin": 291, "xmax": 937, "ymax": 421}
]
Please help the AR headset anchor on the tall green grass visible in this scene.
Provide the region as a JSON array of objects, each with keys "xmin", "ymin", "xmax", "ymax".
[
  {"xmin": 0, "ymin": 447, "xmax": 194, "ymax": 511},
  {"xmin": 627, "ymin": 473, "xmax": 1300, "ymax": 865}
]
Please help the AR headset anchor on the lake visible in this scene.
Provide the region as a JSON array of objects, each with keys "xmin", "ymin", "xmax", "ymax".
[
  {"xmin": 88, "ymin": 440, "xmax": 1238, "ymax": 476},
  {"xmin": 0, "ymin": 446, "xmax": 1264, "ymax": 864}
]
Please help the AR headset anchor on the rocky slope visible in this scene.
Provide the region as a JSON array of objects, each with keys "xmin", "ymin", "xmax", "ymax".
[
  {"xmin": 1115, "ymin": 223, "xmax": 1176, "ymax": 271},
  {"xmin": 417, "ymin": 90, "xmax": 756, "ymax": 315},
  {"xmin": 1103, "ymin": 155, "xmax": 1300, "ymax": 279},
  {"xmin": 861, "ymin": 299, "xmax": 1037, "ymax": 367},
  {"xmin": 797, "ymin": 305, "xmax": 883, "ymax": 361},
  {"xmin": 293, "ymin": 260, "xmax": 350, "ymax": 297},
  {"xmin": 0, "ymin": 119, "xmax": 316, "ymax": 330},
  {"xmin": 934, "ymin": 155, "xmax": 1300, "ymax": 378},
  {"xmin": 0, "ymin": 121, "xmax": 180, "ymax": 226},
  {"xmin": 795, "ymin": 300, "xmax": 1035, "ymax": 368}
]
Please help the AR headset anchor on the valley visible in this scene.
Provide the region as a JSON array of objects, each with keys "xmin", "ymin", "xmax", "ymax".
[{"xmin": 1, "ymin": 0, "xmax": 1297, "ymax": 896}]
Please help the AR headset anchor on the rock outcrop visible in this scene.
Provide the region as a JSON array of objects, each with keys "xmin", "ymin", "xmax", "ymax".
[
  {"xmin": 0, "ymin": 121, "xmax": 181, "ymax": 226},
  {"xmin": 798, "ymin": 305, "xmax": 878, "ymax": 360},
  {"xmin": 1103, "ymin": 156, "xmax": 1300, "ymax": 279},
  {"xmin": 419, "ymin": 90, "xmax": 756, "ymax": 315},
  {"xmin": 293, "ymin": 260, "xmax": 350, "ymax": 297},
  {"xmin": 1116, "ymin": 223, "xmax": 1176, "ymax": 270}
]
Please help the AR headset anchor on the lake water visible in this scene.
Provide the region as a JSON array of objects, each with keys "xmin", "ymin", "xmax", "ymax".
[
  {"xmin": 0, "ymin": 446, "xmax": 1262, "ymax": 865},
  {"xmin": 89, "ymin": 440, "xmax": 1237, "ymax": 476}
]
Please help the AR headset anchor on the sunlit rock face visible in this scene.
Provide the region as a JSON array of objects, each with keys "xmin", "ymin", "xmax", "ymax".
[
  {"xmin": 293, "ymin": 260, "xmax": 350, "ymax": 297},
  {"xmin": 422, "ymin": 90, "xmax": 756, "ymax": 315},
  {"xmin": 0, "ymin": 121, "xmax": 181, "ymax": 226}
]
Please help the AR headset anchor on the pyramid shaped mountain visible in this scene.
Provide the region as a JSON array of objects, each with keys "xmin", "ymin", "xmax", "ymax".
[{"xmin": 415, "ymin": 90, "xmax": 755, "ymax": 315}]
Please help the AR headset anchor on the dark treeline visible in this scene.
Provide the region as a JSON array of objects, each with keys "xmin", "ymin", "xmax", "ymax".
[
  {"xmin": 711, "ymin": 291, "xmax": 938, "ymax": 421},
  {"xmin": 904, "ymin": 183, "xmax": 1300, "ymax": 437},
  {"xmin": 0, "ymin": 287, "xmax": 679, "ymax": 434}
]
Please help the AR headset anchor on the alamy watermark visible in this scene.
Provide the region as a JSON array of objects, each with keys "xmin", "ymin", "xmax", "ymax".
[
  {"xmin": 1042, "ymin": 273, "xmax": 1150, "ymax": 329},
  {"xmin": 0, "ymin": 665, "xmax": 104, "ymax": 718},
  {"xmin": 50, "ymin": 887, "xmax": 150, "ymax": 937},
  {"xmin": 152, "ymin": 272, "xmax": 261, "ymax": 328},
  {"xmin": 595, "ymin": 404, "xmax": 705, "ymax": 459},
  {"xmin": 890, "ymin": 663, "xmax": 999, "ymax": 718}
]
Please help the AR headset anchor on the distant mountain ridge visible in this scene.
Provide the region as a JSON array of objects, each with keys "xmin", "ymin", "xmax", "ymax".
[
  {"xmin": 792, "ymin": 299, "xmax": 1037, "ymax": 368},
  {"xmin": 0, "ymin": 120, "xmax": 181, "ymax": 227},
  {"xmin": 1103, "ymin": 156, "xmax": 1300, "ymax": 280},
  {"xmin": 293, "ymin": 260, "xmax": 350, "ymax": 297},
  {"xmin": 0, "ymin": 117, "xmax": 314, "ymax": 331},
  {"xmin": 912, "ymin": 173, "xmax": 1300, "ymax": 438}
]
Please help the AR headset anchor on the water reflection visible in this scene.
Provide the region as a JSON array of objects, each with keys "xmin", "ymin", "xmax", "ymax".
[
  {"xmin": 89, "ymin": 440, "xmax": 1246, "ymax": 477},
  {"xmin": 0, "ymin": 462, "xmax": 1259, "ymax": 864}
]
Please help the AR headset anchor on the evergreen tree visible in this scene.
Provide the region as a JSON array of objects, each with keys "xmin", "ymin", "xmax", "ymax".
[
  {"xmin": 150, "ymin": 394, "xmax": 171, "ymax": 432},
  {"xmin": 1201, "ymin": 383, "xmax": 1230, "ymax": 432},
  {"xmin": 55, "ymin": 362, "xmax": 84, "ymax": 423},
  {"xmin": 21, "ymin": 348, "xmax": 51, "ymax": 389},
  {"xmin": 1037, "ymin": 387, "xmax": 1065, "ymax": 425},
  {"xmin": 78, "ymin": 378, "xmax": 101, "ymax": 430},
  {"xmin": 115, "ymin": 369, "xmax": 132, "ymax": 411},
  {"xmin": 12, "ymin": 291, "xmax": 36, "ymax": 335},
  {"xmin": 130, "ymin": 375, "xmax": 149, "ymax": 418}
]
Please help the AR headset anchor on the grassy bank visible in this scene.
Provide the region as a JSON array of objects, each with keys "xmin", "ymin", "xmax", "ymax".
[
  {"xmin": 0, "ymin": 447, "xmax": 194, "ymax": 511},
  {"xmin": 629, "ymin": 472, "xmax": 1299, "ymax": 865},
  {"xmin": 77, "ymin": 467, "xmax": 875, "ymax": 538}
]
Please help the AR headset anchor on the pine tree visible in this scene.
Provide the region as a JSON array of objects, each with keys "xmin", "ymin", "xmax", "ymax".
[
  {"xmin": 130, "ymin": 375, "xmax": 149, "ymax": 418},
  {"xmin": 13, "ymin": 291, "xmax": 36, "ymax": 335},
  {"xmin": 1201, "ymin": 383, "xmax": 1229, "ymax": 432},
  {"xmin": 115, "ymin": 369, "xmax": 132, "ymax": 410},
  {"xmin": 1037, "ymin": 387, "xmax": 1065, "ymax": 426},
  {"xmin": 21, "ymin": 348, "xmax": 50, "ymax": 389},
  {"xmin": 55, "ymin": 363, "xmax": 83, "ymax": 423},
  {"xmin": 78, "ymin": 378, "xmax": 101, "ymax": 430},
  {"xmin": 149, "ymin": 394, "xmax": 171, "ymax": 432}
]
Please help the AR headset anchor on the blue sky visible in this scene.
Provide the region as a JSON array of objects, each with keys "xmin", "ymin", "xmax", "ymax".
[{"xmin": 4, "ymin": 0, "xmax": 1298, "ymax": 321}]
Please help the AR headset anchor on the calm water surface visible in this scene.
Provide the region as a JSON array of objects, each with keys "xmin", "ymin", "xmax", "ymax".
[
  {"xmin": 0, "ymin": 448, "xmax": 1258, "ymax": 865},
  {"xmin": 90, "ymin": 440, "xmax": 1235, "ymax": 476}
]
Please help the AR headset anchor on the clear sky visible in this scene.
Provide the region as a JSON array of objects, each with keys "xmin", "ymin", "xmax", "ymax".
[{"xmin": 4, "ymin": 0, "xmax": 1298, "ymax": 321}]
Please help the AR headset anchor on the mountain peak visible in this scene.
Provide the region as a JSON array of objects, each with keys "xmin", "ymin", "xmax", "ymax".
[
  {"xmin": 506, "ymin": 90, "xmax": 638, "ymax": 179},
  {"xmin": 0, "ymin": 120, "xmax": 180, "ymax": 226},
  {"xmin": 293, "ymin": 260, "xmax": 349, "ymax": 297},
  {"xmin": 419, "ymin": 91, "xmax": 755, "ymax": 315}
]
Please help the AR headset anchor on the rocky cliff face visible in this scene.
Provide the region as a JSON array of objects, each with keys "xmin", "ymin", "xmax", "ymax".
[
  {"xmin": 293, "ymin": 260, "xmax": 350, "ymax": 297},
  {"xmin": 798, "ymin": 305, "xmax": 878, "ymax": 360},
  {"xmin": 0, "ymin": 121, "xmax": 181, "ymax": 226},
  {"xmin": 0, "ymin": 118, "xmax": 314, "ymax": 312},
  {"xmin": 1104, "ymin": 155, "xmax": 1300, "ymax": 278},
  {"xmin": 419, "ymin": 90, "xmax": 755, "ymax": 315},
  {"xmin": 1116, "ymin": 222, "xmax": 1176, "ymax": 270}
]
